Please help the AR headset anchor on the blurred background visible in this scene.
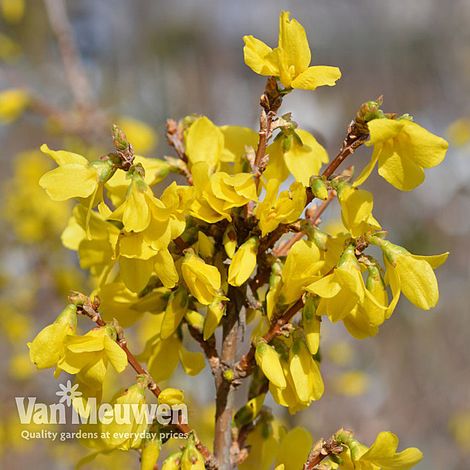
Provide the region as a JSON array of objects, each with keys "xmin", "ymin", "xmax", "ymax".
[{"xmin": 1, "ymin": 0, "xmax": 469, "ymax": 468}]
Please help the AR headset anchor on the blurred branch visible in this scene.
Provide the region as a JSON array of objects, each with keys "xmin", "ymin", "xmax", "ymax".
[{"xmin": 43, "ymin": 0, "xmax": 93, "ymax": 109}]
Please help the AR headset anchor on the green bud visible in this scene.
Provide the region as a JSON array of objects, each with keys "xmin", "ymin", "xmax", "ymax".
[{"xmin": 310, "ymin": 176, "xmax": 329, "ymax": 200}]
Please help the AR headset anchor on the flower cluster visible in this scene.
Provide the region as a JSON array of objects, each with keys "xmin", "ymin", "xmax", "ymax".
[{"xmin": 26, "ymin": 10, "xmax": 449, "ymax": 470}]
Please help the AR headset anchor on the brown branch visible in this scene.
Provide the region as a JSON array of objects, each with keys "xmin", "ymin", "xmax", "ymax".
[
  {"xmin": 166, "ymin": 119, "xmax": 193, "ymax": 184},
  {"xmin": 74, "ymin": 297, "xmax": 218, "ymax": 469},
  {"xmin": 43, "ymin": 0, "xmax": 93, "ymax": 109},
  {"xmin": 187, "ymin": 324, "xmax": 220, "ymax": 377},
  {"xmin": 303, "ymin": 437, "xmax": 344, "ymax": 469},
  {"xmin": 214, "ymin": 292, "xmax": 241, "ymax": 469},
  {"xmin": 253, "ymin": 77, "xmax": 283, "ymax": 190}
]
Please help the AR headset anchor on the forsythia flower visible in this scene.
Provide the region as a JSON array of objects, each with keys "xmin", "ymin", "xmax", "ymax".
[
  {"xmin": 371, "ymin": 236, "xmax": 448, "ymax": 311},
  {"xmin": 39, "ymin": 144, "xmax": 112, "ymax": 201},
  {"xmin": 158, "ymin": 388, "xmax": 185, "ymax": 406},
  {"xmin": 243, "ymin": 11, "xmax": 341, "ymax": 90},
  {"xmin": 264, "ymin": 129, "xmax": 329, "ymax": 186},
  {"xmin": 255, "ymin": 341, "xmax": 287, "ymax": 389},
  {"xmin": 181, "ymin": 251, "xmax": 222, "ymax": 305},
  {"xmin": 307, "ymin": 245, "xmax": 386, "ymax": 322},
  {"xmin": 281, "ymin": 239, "xmax": 324, "ymax": 305},
  {"xmin": 228, "ymin": 237, "xmax": 258, "ymax": 286},
  {"xmin": 0, "ymin": 88, "xmax": 29, "ymax": 123},
  {"xmin": 57, "ymin": 326, "xmax": 128, "ymax": 392},
  {"xmin": 355, "ymin": 118, "xmax": 448, "ymax": 191},
  {"xmin": 337, "ymin": 184, "xmax": 381, "ymax": 238},
  {"xmin": 28, "ymin": 304, "xmax": 77, "ymax": 369},
  {"xmin": 181, "ymin": 438, "xmax": 205, "ymax": 470},
  {"xmin": 255, "ymin": 180, "xmax": 306, "ymax": 236},
  {"xmin": 342, "ymin": 263, "xmax": 388, "ymax": 339},
  {"xmin": 191, "ymin": 162, "xmax": 257, "ymax": 223},
  {"xmin": 99, "ymin": 382, "xmax": 147, "ymax": 450},
  {"xmin": 337, "ymin": 430, "xmax": 423, "ymax": 469}
]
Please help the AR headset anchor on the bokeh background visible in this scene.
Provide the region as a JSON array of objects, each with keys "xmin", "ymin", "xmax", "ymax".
[{"xmin": 1, "ymin": 0, "xmax": 470, "ymax": 469}]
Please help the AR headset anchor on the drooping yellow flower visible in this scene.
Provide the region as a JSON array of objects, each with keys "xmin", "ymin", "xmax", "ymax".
[
  {"xmin": 28, "ymin": 304, "xmax": 77, "ymax": 369},
  {"xmin": 181, "ymin": 251, "xmax": 222, "ymax": 305},
  {"xmin": 158, "ymin": 387, "xmax": 185, "ymax": 406},
  {"xmin": 255, "ymin": 179, "xmax": 306, "ymax": 236},
  {"xmin": 99, "ymin": 382, "xmax": 147, "ymax": 451},
  {"xmin": 203, "ymin": 297, "xmax": 227, "ymax": 340},
  {"xmin": 181, "ymin": 437, "xmax": 205, "ymax": 470},
  {"xmin": 244, "ymin": 11, "xmax": 341, "ymax": 90},
  {"xmin": 343, "ymin": 263, "xmax": 388, "ymax": 339},
  {"xmin": 281, "ymin": 239, "xmax": 324, "ymax": 304},
  {"xmin": 307, "ymin": 245, "xmax": 386, "ymax": 322},
  {"xmin": 355, "ymin": 118, "xmax": 448, "ymax": 191},
  {"xmin": 57, "ymin": 326, "xmax": 128, "ymax": 391},
  {"xmin": 255, "ymin": 341, "xmax": 287, "ymax": 389},
  {"xmin": 337, "ymin": 184, "xmax": 381, "ymax": 238},
  {"xmin": 288, "ymin": 334, "xmax": 324, "ymax": 403},
  {"xmin": 228, "ymin": 237, "xmax": 258, "ymax": 286},
  {"xmin": 160, "ymin": 287, "xmax": 188, "ymax": 339},
  {"xmin": 372, "ymin": 237, "xmax": 448, "ymax": 311},
  {"xmin": 264, "ymin": 129, "xmax": 329, "ymax": 185},
  {"xmin": 0, "ymin": 88, "xmax": 29, "ymax": 122}
]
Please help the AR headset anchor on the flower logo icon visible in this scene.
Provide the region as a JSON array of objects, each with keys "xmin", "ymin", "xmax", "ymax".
[{"xmin": 55, "ymin": 380, "xmax": 82, "ymax": 407}]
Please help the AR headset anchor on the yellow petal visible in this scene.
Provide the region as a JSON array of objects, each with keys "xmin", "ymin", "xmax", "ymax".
[
  {"xmin": 255, "ymin": 342, "xmax": 287, "ymax": 389},
  {"xmin": 39, "ymin": 164, "xmax": 98, "ymax": 201},
  {"xmin": 243, "ymin": 35, "xmax": 279, "ymax": 76},
  {"xmin": 40, "ymin": 143, "xmax": 89, "ymax": 166},
  {"xmin": 291, "ymin": 65, "xmax": 341, "ymax": 90},
  {"xmin": 378, "ymin": 144, "xmax": 425, "ymax": 191},
  {"xmin": 395, "ymin": 254, "xmax": 439, "ymax": 310}
]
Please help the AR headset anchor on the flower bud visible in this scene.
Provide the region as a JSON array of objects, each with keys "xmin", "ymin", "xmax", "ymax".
[
  {"xmin": 161, "ymin": 452, "xmax": 182, "ymax": 470},
  {"xmin": 223, "ymin": 224, "xmax": 237, "ymax": 259},
  {"xmin": 140, "ymin": 438, "xmax": 161, "ymax": 470},
  {"xmin": 158, "ymin": 388, "xmax": 185, "ymax": 406},
  {"xmin": 181, "ymin": 438, "xmax": 205, "ymax": 470},
  {"xmin": 309, "ymin": 176, "xmax": 328, "ymax": 201}
]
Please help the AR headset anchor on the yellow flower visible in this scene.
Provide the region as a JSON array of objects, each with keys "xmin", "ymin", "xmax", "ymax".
[
  {"xmin": 339, "ymin": 431, "xmax": 423, "ymax": 470},
  {"xmin": 181, "ymin": 437, "xmax": 205, "ymax": 470},
  {"xmin": 39, "ymin": 144, "xmax": 110, "ymax": 201},
  {"xmin": 343, "ymin": 263, "xmax": 388, "ymax": 339},
  {"xmin": 275, "ymin": 427, "xmax": 313, "ymax": 470},
  {"xmin": 243, "ymin": 11, "xmax": 341, "ymax": 90},
  {"xmin": 28, "ymin": 304, "xmax": 77, "ymax": 369},
  {"xmin": 228, "ymin": 237, "xmax": 258, "ymax": 286},
  {"xmin": 141, "ymin": 438, "xmax": 161, "ymax": 470},
  {"xmin": 372, "ymin": 237, "xmax": 448, "ymax": 311},
  {"xmin": 337, "ymin": 184, "xmax": 381, "ymax": 238},
  {"xmin": 288, "ymin": 334, "xmax": 324, "ymax": 403},
  {"xmin": 99, "ymin": 382, "xmax": 147, "ymax": 451},
  {"xmin": 255, "ymin": 341, "xmax": 287, "ymax": 389},
  {"xmin": 307, "ymin": 245, "xmax": 386, "ymax": 322},
  {"xmin": 0, "ymin": 88, "xmax": 29, "ymax": 122},
  {"xmin": 1, "ymin": 0, "xmax": 25, "ymax": 24},
  {"xmin": 191, "ymin": 163, "xmax": 257, "ymax": 223},
  {"xmin": 57, "ymin": 326, "xmax": 128, "ymax": 391},
  {"xmin": 204, "ymin": 297, "xmax": 227, "ymax": 340},
  {"xmin": 158, "ymin": 388, "xmax": 185, "ymax": 406},
  {"xmin": 181, "ymin": 251, "xmax": 221, "ymax": 305},
  {"xmin": 355, "ymin": 118, "xmax": 448, "ymax": 191},
  {"xmin": 281, "ymin": 239, "xmax": 324, "ymax": 304},
  {"xmin": 160, "ymin": 287, "xmax": 188, "ymax": 339},
  {"xmin": 264, "ymin": 129, "xmax": 329, "ymax": 185},
  {"xmin": 255, "ymin": 180, "xmax": 306, "ymax": 236}
]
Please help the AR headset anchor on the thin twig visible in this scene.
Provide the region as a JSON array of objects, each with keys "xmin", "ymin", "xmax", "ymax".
[
  {"xmin": 303, "ymin": 436, "xmax": 344, "ymax": 469},
  {"xmin": 43, "ymin": 0, "xmax": 93, "ymax": 108}
]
